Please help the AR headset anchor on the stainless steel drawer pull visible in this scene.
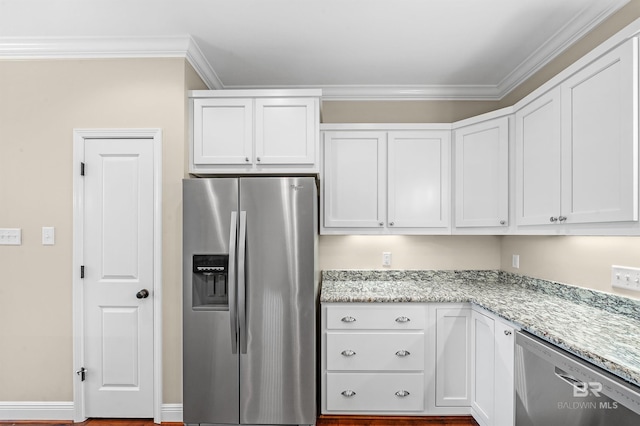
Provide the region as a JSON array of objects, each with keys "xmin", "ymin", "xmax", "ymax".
[
  {"xmin": 341, "ymin": 316, "xmax": 356, "ymax": 323},
  {"xmin": 395, "ymin": 390, "xmax": 410, "ymax": 397},
  {"xmin": 341, "ymin": 390, "xmax": 356, "ymax": 397},
  {"xmin": 504, "ymin": 330, "xmax": 512, "ymax": 336},
  {"xmin": 395, "ymin": 316, "xmax": 411, "ymax": 323},
  {"xmin": 341, "ymin": 349, "xmax": 356, "ymax": 357},
  {"xmin": 395, "ymin": 350, "xmax": 411, "ymax": 357}
]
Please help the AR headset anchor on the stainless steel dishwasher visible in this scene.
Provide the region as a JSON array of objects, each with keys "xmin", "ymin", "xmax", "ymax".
[{"xmin": 515, "ymin": 331, "xmax": 640, "ymax": 425}]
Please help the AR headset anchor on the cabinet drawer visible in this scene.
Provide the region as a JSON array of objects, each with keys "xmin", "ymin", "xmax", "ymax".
[
  {"xmin": 326, "ymin": 305, "xmax": 425, "ymax": 330},
  {"xmin": 327, "ymin": 372, "xmax": 424, "ymax": 412},
  {"xmin": 327, "ymin": 332, "xmax": 425, "ymax": 371}
]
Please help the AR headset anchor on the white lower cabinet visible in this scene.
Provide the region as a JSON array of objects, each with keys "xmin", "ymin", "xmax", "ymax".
[
  {"xmin": 322, "ymin": 303, "xmax": 428, "ymax": 414},
  {"xmin": 429, "ymin": 304, "xmax": 472, "ymax": 413},
  {"xmin": 322, "ymin": 302, "xmax": 517, "ymax": 420},
  {"xmin": 471, "ymin": 307, "xmax": 518, "ymax": 426}
]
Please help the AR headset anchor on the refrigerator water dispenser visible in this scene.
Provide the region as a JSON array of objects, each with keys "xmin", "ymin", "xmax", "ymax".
[{"xmin": 192, "ymin": 254, "xmax": 229, "ymax": 309}]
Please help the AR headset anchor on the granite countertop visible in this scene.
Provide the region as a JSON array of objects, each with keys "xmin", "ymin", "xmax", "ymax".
[{"xmin": 320, "ymin": 270, "xmax": 640, "ymax": 388}]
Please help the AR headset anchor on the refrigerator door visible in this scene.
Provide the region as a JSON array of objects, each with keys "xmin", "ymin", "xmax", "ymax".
[
  {"xmin": 183, "ymin": 178, "xmax": 240, "ymax": 425},
  {"xmin": 239, "ymin": 177, "xmax": 317, "ymax": 425}
]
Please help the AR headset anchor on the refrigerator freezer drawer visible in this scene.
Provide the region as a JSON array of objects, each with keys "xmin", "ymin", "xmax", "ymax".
[
  {"xmin": 326, "ymin": 305, "xmax": 426, "ymax": 330},
  {"xmin": 326, "ymin": 372, "xmax": 425, "ymax": 412},
  {"xmin": 326, "ymin": 332, "xmax": 425, "ymax": 371}
]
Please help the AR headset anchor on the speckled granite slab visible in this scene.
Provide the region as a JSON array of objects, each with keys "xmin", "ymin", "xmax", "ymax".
[{"xmin": 320, "ymin": 269, "xmax": 640, "ymax": 388}]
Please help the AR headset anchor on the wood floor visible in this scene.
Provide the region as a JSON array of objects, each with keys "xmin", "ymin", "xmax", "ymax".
[{"xmin": 0, "ymin": 415, "xmax": 479, "ymax": 426}]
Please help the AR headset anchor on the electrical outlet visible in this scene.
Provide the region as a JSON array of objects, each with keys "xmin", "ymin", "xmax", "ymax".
[
  {"xmin": 512, "ymin": 254, "xmax": 520, "ymax": 269},
  {"xmin": 0, "ymin": 228, "xmax": 21, "ymax": 245},
  {"xmin": 382, "ymin": 252, "xmax": 392, "ymax": 267},
  {"xmin": 611, "ymin": 265, "xmax": 640, "ymax": 292}
]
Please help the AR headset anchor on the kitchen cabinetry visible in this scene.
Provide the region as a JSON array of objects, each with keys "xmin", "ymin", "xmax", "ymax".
[
  {"xmin": 321, "ymin": 125, "xmax": 451, "ymax": 234},
  {"xmin": 515, "ymin": 38, "xmax": 638, "ymax": 229},
  {"xmin": 322, "ymin": 303, "xmax": 428, "ymax": 414},
  {"xmin": 471, "ymin": 308, "xmax": 517, "ymax": 426},
  {"xmin": 190, "ymin": 90, "xmax": 320, "ymax": 174},
  {"xmin": 453, "ymin": 115, "xmax": 510, "ymax": 231},
  {"xmin": 429, "ymin": 304, "xmax": 472, "ymax": 412}
]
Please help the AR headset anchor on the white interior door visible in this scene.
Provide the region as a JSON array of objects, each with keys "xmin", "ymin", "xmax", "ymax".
[{"xmin": 82, "ymin": 137, "xmax": 155, "ymax": 418}]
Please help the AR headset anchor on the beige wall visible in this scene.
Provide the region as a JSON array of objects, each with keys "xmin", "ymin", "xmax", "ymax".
[
  {"xmin": 321, "ymin": 100, "xmax": 501, "ymax": 123},
  {"xmin": 319, "ymin": 235, "xmax": 501, "ymax": 270},
  {"xmin": 500, "ymin": 236, "xmax": 640, "ymax": 300},
  {"xmin": 0, "ymin": 57, "xmax": 202, "ymax": 403}
]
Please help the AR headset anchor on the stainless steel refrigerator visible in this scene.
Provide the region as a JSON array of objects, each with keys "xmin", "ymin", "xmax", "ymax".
[{"xmin": 183, "ymin": 177, "xmax": 317, "ymax": 426}]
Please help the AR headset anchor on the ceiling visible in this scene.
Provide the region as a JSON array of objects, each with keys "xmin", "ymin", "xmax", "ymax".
[{"xmin": 0, "ymin": 0, "xmax": 631, "ymax": 100}]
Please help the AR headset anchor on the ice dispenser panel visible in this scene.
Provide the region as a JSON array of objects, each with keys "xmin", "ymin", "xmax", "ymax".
[{"xmin": 192, "ymin": 254, "xmax": 229, "ymax": 309}]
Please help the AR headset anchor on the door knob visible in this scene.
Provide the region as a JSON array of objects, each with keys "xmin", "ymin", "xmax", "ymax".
[{"xmin": 136, "ymin": 289, "xmax": 150, "ymax": 299}]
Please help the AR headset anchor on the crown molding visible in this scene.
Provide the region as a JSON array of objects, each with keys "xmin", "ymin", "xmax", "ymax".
[
  {"xmin": 312, "ymin": 84, "xmax": 502, "ymax": 101},
  {"xmin": 0, "ymin": 35, "xmax": 223, "ymax": 89},
  {"xmin": 0, "ymin": 0, "xmax": 631, "ymax": 102},
  {"xmin": 496, "ymin": 0, "xmax": 630, "ymax": 96}
]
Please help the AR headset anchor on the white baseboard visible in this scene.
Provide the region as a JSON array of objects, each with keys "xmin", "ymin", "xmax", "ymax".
[
  {"xmin": 161, "ymin": 403, "xmax": 183, "ymax": 422},
  {"xmin": 0, "ymin": 401, "xmax": 183, "ymax": 423},
  {"xmin": 0, "ymin": 401, "xmax": 74, "ymax": 420}
]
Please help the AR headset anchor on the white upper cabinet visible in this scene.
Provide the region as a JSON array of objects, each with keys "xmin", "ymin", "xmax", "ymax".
[
  {"xmin": 388, "ymin": 131, "xmax": 450, "ymax": 229},
  {"xmin": 560, "ymin": 38, "xmax": 638, "ymax": 225},
  {"xmin": 190, "ymin": 90, "xmax": 320, "ymax": 174},
  {"xmin": 323, "ymin": 131, "xmax": 386, "ymax": 229},
  {"xmin": 254, "ymin": 97, "xmax": 317, "ymax": 165},
  {"xmin": 515, "ymin": 87, "xmax": 562, "ymax": 226},
  {"xmin": 516, "ymin": 38, "xmax": 639, "ymax": 228},
  {"xmin": 321, "ymin": 126, "xmax": 451, "ymax": 234},
  {"xmin": 454, "ymin": 116, "xmax": 509, "ymax": 230}
]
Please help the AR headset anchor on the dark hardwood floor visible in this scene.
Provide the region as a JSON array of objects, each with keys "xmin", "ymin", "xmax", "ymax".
[{"xmin": 0, "ymin": 415, "xmax": 479, "ymax": 426}]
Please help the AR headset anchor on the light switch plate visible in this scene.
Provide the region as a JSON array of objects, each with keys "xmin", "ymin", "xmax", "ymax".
[
  {"xmin": 611, "ymin": 265, "xmax": 640, "ymax": 292},
  {"xmin": 42, "ymin": 226, "xmax": 55, "ymax": 245},
  {"xmin": 0, "ymin": 228, "xmax": 22, "ymax": 245}
]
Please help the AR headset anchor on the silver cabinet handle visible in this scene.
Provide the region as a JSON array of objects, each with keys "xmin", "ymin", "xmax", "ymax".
[
  {"xmin": 256, "ymin": 157, "xmax": 261, "ymax": 162},
  {"xmin": 341, "ymin": 390, "xmax": 356, "ymax": 397},
  {"xmin": 395, "ymin": 390, "xmax": 410, "ymax": 397},
  {"xmin": 395, "ymin": 316, "xmax": 411, "ymax": 323},
  {"xmin": 389, "ymin": 222, "xmax": 394, "ymax": 226},
  {"xmin": 379, "ymin": 222, "xmax": 384, "ymax": 226},
  {"xmin": 550, "ymin": 216, "xmax": 558, "ymax": 223},
  {"xmin": 499, "ymin": 220, "xmax": 506, "ymax": 225},
  {"xmin": 341, "ymin": 316, "xmax": 356, "ymax": 323},
  {"xmin": 341, "ymin": 349, "xmax": 356, "ymax": 357},
  {"xmin": 504, "ymin": 330, "xmax": 512, "ymax": 336},
  {"xmin": 395, "ymin": 350, "xmax": 411, "ymax": 357},
  {"xmin": 559, "ymin": 215, "xmax": 567, "ymax": 222},
  {"xmin": 245, "ymin": 157, "xmax": 250, "ymax": 162}
]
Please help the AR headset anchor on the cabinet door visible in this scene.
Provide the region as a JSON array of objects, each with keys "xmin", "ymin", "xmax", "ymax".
[
  {"xmin": 455, "ymin": 117, "xmax": 509, "ymax": 228},
  {"xmin": 255, "ymin": 97, "xmax": 316, "ymax": 165},
  {"xmin": 388, "ymin": 131, "xmax": 450, "ymax": 229},
  {"xmin": 323, "ymin": 132, "xmax": 386, "ymax": 228},
  {"xmin": 193, "ymin": 98, "xmax": 253, "ymax": 165},
  {"xmin": 434, "ymin": 306, "xmax": 471, "ymax": 407},
  {"xmin": 515, "ymin": 87, "xmax": 562, "ymax": 226},
  {"xmin": 494, "ymin": 321, "xmax": 515, "ymax": 426},
  {"xmin": 561, "ymin": 38, "xmax": 638, "ymax": 224},
  {"xmin": 471, "ymin": 310, "xmax": 495, "ymax": 426}
]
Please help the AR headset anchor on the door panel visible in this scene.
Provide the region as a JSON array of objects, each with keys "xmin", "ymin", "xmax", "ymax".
[
  {"xmin": 239, "ymin": 177, "xmax": 317, "ymax": 425},
  {"xmin": 84, "ymin": 138, "xmax": 154, "ymax": 418},
  {"xmin": 182, "ymin": 178, "xmax": 240, "ymax": 425}
]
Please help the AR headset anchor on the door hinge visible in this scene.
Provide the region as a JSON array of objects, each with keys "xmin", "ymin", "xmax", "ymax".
[
  {"xmin": 80, "ymin": 162, "xmax": 85, "ymax": 176},
  {"xmin": 76, "ymin": 367, "xmax": 86, "ymax": 381},
  {"xmin": 80, "ymin": 265, "xmax": 85, "ymax": 278}
]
